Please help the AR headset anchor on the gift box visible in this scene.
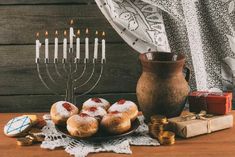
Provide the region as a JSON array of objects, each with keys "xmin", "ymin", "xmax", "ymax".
[
  {"xmin": 168, "ymin": 113, "xmax": 233, "ymax": 138},
  {"xmin": 188, "ymin": 91, "xmax": 233, "ymax": 115}
]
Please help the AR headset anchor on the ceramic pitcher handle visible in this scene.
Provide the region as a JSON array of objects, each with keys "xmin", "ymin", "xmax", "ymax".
[{"xmin": 184, "ymin": 66, "xmax": 191, "ymax": 82}]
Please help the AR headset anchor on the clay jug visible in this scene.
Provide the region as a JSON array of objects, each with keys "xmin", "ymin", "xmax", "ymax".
[{"xmin": 136, "ymin": 52, "xmax": 190, "ymax": 121}]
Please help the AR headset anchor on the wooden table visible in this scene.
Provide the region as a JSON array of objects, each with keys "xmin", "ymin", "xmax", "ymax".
[{"xmin": 1, "ymin": 112, "xmax": 235, "ymax": 157}]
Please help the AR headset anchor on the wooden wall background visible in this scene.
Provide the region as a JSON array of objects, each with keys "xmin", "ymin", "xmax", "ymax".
[
  {"xmin": 1, "ymin": 1, "xmax": 233, "ymax": 112},
  {"xmin": 0, "ymin": 0, "xmax": 140, "ymax": 112}
]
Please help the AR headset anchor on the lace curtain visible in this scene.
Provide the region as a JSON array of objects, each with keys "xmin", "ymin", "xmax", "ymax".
[{"xmin": 95, "ymin": 0, "xmax": 235, "ymax": 94}]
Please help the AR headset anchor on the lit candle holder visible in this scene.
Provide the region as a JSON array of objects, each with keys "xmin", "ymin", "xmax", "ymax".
[
  {"xmin": 45, "ymin": 31, "xmax": 49, "ymax": 60},
  {"xmin": 35, "ymin": 21, "xmax": 108, "ymax": 105},
  {"xmin": 69, "ymin": 19, "xmax": 75, "ymax": 49},
  {"xmin": 35, "ymin": 32, "xmax": 41, "ymax": 62},
  {"xmin": 94, "ymin": 31, "xmax": 98, "ymax": 59},
  {"xmin": 54, "ymin": 30, "xmax": 58, "ymax": 60},
  {"xmin": 76, "ymin": 29, "xmax": 80, "ymax": 59},
  {"xmin": 63, "ymin": 30, "xmax": 67, "ymax": 59},
  {"xmin": 101, "ymin": 31, "xmax": 106, "ymax": 60},
  {"xmin": 85, "ymin": 28, "xmax": 89, "ymax": 60}
]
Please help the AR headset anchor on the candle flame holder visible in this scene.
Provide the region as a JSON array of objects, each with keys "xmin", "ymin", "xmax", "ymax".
[{"xmin": 35, "ymin": 47, "xmax": 106, "ymax": 104}]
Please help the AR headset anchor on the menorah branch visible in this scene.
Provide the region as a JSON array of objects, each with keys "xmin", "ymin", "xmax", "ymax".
[
  {"xmin": 36, "ymin": 61, "xmax": 61, "ymax": 96},
  {"xmin": 73, "ymin": 61, "xmax": 95, "ymax": 87},
  {"xmin": 76, "ymin": 61, "xmax": 104, "ymax": 97},
  {"xmin": 72, "ymin": 62, "xmax": 87, "ymax": 81},
  {"xmin": 54, "ymin": 62, "xmax": 66, "ymax": 79}
]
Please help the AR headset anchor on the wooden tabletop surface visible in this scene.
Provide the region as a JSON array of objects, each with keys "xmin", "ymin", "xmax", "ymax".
[{"xmin": 1, "ymin": 111, "xmax": 235, "ymax": 157}]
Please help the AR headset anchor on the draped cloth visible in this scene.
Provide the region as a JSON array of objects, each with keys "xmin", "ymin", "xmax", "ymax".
[{"xmin": 95, "ymin": 0, "xmax": 235, "ymax": 92}]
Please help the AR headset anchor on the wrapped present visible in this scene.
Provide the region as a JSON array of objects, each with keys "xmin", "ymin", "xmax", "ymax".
[
  {"xmin": 188, "ymin": 91, "xmax": 233, "ymax": 115},
  {"xmin": 168, "ymin": 111, "xmax": 233, "ymax": 138}
]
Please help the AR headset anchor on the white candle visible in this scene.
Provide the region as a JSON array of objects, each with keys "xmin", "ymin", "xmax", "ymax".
[
  {"xmin": 85, "ymin": 28, "xmax": 89, "ymax": 59},
  {"xmin": 69, "ymin": 20, "xmax": 75, "ymax": 49},
  {"xmin": 54, "ymin": 31, "xmax": 58, "ymax": 59},
  {"xmin": 35, "ymin": 32, "xmax": 41, "ymax": 60},
  {"xmin": 94, "ymin": 31, "xmax": 98, "ymax": 59},
  {"xmin": 45, "ymin": 31, "xmax": 49, "ymax": 59},
  {"xmin": 36, "ymin": 40, "xmax": 40, "ymax": 58},
  {"xmin": 69, "ymin": 27, "xmax": 74, "ymax": 49},
  {"xmin": 63, "ymin": 30, "xmax": 67, "ymax": 59},
  {"xmin": 101, "ymin": 32, "xmax": 106, "ymax": 60},
  {"xmin": 76, "ymin": 30, "xmax": 80, "ymax": 59}
]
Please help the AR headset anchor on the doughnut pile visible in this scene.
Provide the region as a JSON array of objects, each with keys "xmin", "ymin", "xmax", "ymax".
[{"xmin": 50, "ymin": 98, "xmax": 139, "ymax": 138}]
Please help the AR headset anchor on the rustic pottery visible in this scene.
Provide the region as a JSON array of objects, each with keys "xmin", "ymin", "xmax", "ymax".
[{"xmin": 136, "ymin": 52, "xmax": 190, "ymax": 121}]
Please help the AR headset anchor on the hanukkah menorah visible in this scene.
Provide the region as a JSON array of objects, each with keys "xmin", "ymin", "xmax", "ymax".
[{"xmin": 35, "ymin": 20, "xmax": 106, "ymax": 104}]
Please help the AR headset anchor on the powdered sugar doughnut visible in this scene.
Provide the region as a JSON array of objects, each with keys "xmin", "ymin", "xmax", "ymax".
[
  {"xmin": 50, "ymin": 101, "xmax": 78, "ymax": 125},
  {"xmin": 81, "ymin": 106, "xmax": 107, "ymax": 121},
  {"xmin": 67, "ymin": 113, "xmax": 98, "ymax": 138},
  {"xmin": 108, "ymin": 99, "xmax": 138, "ymax": 121},
  {"xmin": 4, "ymin": 115, "xmax": 32, "ymax": 137},
  {"xmin": 101, "ymin": 111, "xmax": 131, "ymax": 134},
  {"xmin": 82, "ymin": 98, "xmax": 110, "ymax": 110}
]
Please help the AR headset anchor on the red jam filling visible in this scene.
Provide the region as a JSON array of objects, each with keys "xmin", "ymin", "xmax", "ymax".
[
  {"xmin": 62, "ymin": 103, "xmax": 72, "ymax": 111},
  {"xmin": 80, "ymin": 113, "xmax": 89, "ymax": 117},
  {"xmin": 117, "ymin": 99, "xmax": 126, "ymax": 105},
  {"xmin": 89, "ymin": 107, "xmax": 98, "ymax": 112},
  {"xmin": 91, "ymin": 98, "xmax": 102, "ymax": 103},
  {"xmin": 110, "ymin": 111, "xmax": 120, "ymax": 114}
]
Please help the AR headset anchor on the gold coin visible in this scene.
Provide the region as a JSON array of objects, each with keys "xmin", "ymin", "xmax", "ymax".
[
  {"xmin": 149, "ymin": 116, "xmax": 176, "ymax": 145},
  {"xmin": 158, "ymin": 136, "xmax": 175, "ymax": 143},
  {"xmin": 158, "ymin": 131, "xmax": 175, "ymax": 145},
  {"xmin": 159, "ymin": 131, "xmax": 175, "ymax": 139},
  {"xmin": 149, "ymin": 128, "xmax": 163, "ymax": 136},
  {"xmin": 151, "ymin": 115, "xmax": 168, "ymax": 124},
  {"xmin": 148, "ymin": 123, "xmax": 165, "ymax": 137},
  {"xmin": 34, "ymin": 134, "xmax": 45, "ymax": 142},
  {"xmin": 16, "ymin": 137, "xmax": 33, "ymax": 146},
  {"xmin": 28, "ymin": 128, "xmax": 42, "ymax": 134},
  {"xmin": 149, "ymin": 129, "xmax": 162, "ymax": 137},
  {"xmin": 148, "ymin": 123, "xmax": 164, "ymax": 131},
  {"xmin": 158, "ymin": 136, "xmax": 175, "ymax": 142},
  {"xmin": 25, "ymin": 135, "xmax": 36, "ymax": 141},
  {"xmin": 159, "ymin": 139, "xmax": 175, "ymax": 145},
  {"xmin": 26, "ymin": 134, "xmax": 45, "ymax": 142},
  {"xmin": 161, "ymin": 139, "xmax": 174, "ymax": 144}
]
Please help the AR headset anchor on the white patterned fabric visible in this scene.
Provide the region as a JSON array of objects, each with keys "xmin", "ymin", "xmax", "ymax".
[
  {"xmin": 95, "ymin": 0, "xmax": 171, "ymax": 54},
  {"xmin": 95, "ymin": 0, "xmax": 235, "ymax": 95},
  {"xmin": 40, "ymin": 114, "xmax": 160, "ymax": 157}
]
